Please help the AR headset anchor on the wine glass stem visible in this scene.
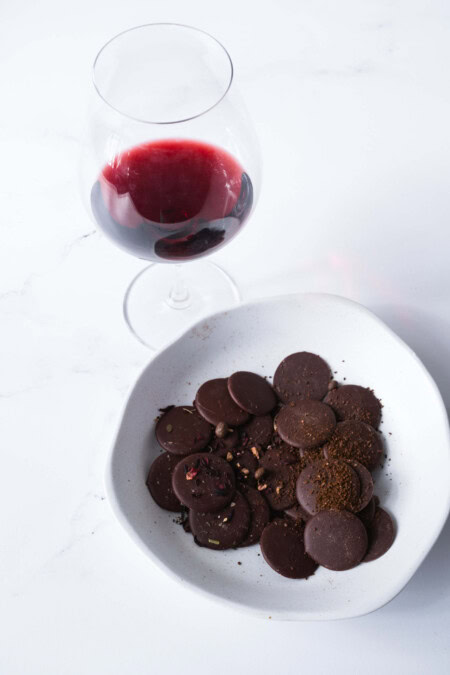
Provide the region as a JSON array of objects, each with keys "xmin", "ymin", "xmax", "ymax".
[{"xmin": 166, "ymin": 264, "xmax": 191, "ymax": 310}]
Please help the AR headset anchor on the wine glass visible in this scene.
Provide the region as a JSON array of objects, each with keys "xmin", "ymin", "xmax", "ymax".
[{"xmin": 82, "ymin": 23, "xmax": 261, "ymax": 349}]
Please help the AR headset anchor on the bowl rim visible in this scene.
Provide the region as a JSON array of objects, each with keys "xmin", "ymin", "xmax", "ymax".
[{"xmin": 104, "ymin": 292, "xmax": 450, "ymax": 621}]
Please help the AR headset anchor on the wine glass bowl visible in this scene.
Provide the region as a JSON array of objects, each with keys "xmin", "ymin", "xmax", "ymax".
[{"xmin": 82, "ymin": 23, "xmax": 260, "ymax": 348}]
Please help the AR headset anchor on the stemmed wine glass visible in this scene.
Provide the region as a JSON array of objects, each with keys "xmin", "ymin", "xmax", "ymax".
[{"xmin": 82, "ymin": 23, "xmax": 260, "ymax": 349}]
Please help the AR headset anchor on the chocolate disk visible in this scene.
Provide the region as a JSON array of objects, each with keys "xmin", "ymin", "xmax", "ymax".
[
  {"xmin": 363, "ymin": 507, "xmax": 395, "ymax": 562},
  {"xmin": 357, "ymin": 496, "xmax": 376, "ymax": 528},
  {"xmin": 346, "ymin": 460, "xmax": 374, "ymax": 512},
  {"xmin": 172, "ymin": 452, "xmax": 235, "ymax": 512},
  {"xmin": 304, "ymin": 510, "xmax": 368, "ymax": 571},
  {"xmin": 260, "ymin": 443, "xmax": 300, "ymax": 470},
  {"xmin": 284, "ymin": 503, "xmax": 312, "ymax": 522},
  {"xmin": 240, "ymin": 415, "xmax": 273, "ymax": 447},
  {"xmin": 260, "ymin": 519, "xmax": 318, "ymax": 579},
  {"xmin": 228, "ymin": 371, "xmax": 277, "ymax": 415},
  {"xmin": 209, "ymin": 429, "xmax": 240, "ymax": 457},
  {"xmin": 275, "ymin": 400, "xmax": 336, "ymax": 450},
  {"xmin": 239, "ymin": 485, "xmax": 271, "ymax": 546},
  {"xmin": 195, "ymin": 378, "xmax": 249, "ymax": 426},
  {"xmin": 274, "ymin": 352, "xmax": 331, "ymax": 402},
  {"xmin": 296, "ymin": 459, "xmax": 361, "ymax": 515},
  {"xmin": 323, "ymin": 420, "xmax": 383, "ymax": 470},
  {"xmin": 324, "ymin": 385, "xmax": 382, "ymax": 429},
  {"xmin": 155, "ymin": 406, "xmax": 213, "ymax": 455},
  {"xmin": 146, "ymin": 453, "xmax": 183, "ymax": 512},
  {"xmin": 189, "ymin": 491, "xmax": 250, "ymax": 549},
  {"xmin": 261, "ymin": 464, "xmax": 300, "ymax": 510}
]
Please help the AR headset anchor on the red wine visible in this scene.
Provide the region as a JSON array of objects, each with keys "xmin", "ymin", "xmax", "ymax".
[{"xmin": 91, "ymin": 138, "xmax": 253, "ymax": 261}]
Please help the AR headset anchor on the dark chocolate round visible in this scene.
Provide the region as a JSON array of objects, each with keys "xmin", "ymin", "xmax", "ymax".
[
  {"xmin": 261, "ymin": 464, "xmax": 300, "ymax": 510},
  {"xmin": 195, "ymin": 378, "xmax": 249, "ymax": 426},
  {"xmin": 296, "ymin": 459, "xmax": 361, "ymax": 515},
  {"xmin": 322, "ymin": 420, "xmax": 383, "ymax": 470},
  {"xmin": 274, "ymin": 352, "xmax": 331, "ymax": 403},
  {"xmin": 239, "ymin": 485, "xmax": 271, "ymax": 546},
  {"xmin": 240, "ymin": 415, "xmax": 273, "ymax": 447},
  {"xmin": 228, "ymin": 371, "xmax": 277, "ymax": 415},
  {"xmin": 346, "ymin": 460, "xmax": 374, "ymax": 512},
  {"xmin": 304, "ymin": 510, "xmax": 368, "ymax": 571},
  {"xmin": 357, "ymin": 497, "xmax": 376, "ymax": 528},
  {"xmin": 363, "ymin": 507, "xmax": 395, "ymax": 562},
  {"xmin": 284, "ymin": 503, "xmax": 312, "ymax": 522},
  {"xmin": 260, "ymin": 518, "xmax": 318, "ymax": 579},
  {"xmin": 146, "ymin": 453, "xmax": 183, "ymax": 512},
  {"xmin": 324, "ymin": 385, "xmax": 382, "ymax": 429},
  {"xmin": 172, "ymin": 452, "xmax": 235, "ymax": 512},
  {"xmin": 189, "ymin": 491, "xmax": 250, "ymax": 549},
  {"xmin": 260, "ymin": 443, "xmax": 300, "ymax": 470},
  {"xmin": 155, "ymin": 406, "xmax": 212, "ymax": 455},
  {"xmin": 275, "ymin": 400, "xmax": 336, "ymax": 450}
]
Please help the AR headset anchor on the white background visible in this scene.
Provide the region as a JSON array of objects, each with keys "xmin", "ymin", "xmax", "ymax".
[{"xmin": 1, "ymin": 0, "xmax": 450, "ymax": 673}]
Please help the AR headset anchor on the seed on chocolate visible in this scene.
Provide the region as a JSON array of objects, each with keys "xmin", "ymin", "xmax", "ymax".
[
  {"xmin": 226, "ymin": 451, "xmax": 233, "ymax": 461},
  {"xmin": 255, "ymin": 467, "xmax": 266, "ymax": 480},
  {"xmin": 241, "ymin": 468, "xmax": 250, "ymax": 475},
  {"xmin": 251, "ymin": 445, "xmax": 260, "ymax": 458},
  {"xmin": 166, "ymin": 424, "xmax": 173, "ymax": 433},
  {"xmin": 208, "ymin": 539, "xmax": 220, "ymax": 545},
  {"xmin": 257, "ymin": 483, "xmax": 268, "ymax": 491},
  {"xmin": 215, "ymin": 421, "xmax": 229, "ymax": 438}
]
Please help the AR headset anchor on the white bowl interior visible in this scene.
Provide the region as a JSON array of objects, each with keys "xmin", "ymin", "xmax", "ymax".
[{"xmin": 107, "ymin": 294, "xmax": 450, "ymax": 620}]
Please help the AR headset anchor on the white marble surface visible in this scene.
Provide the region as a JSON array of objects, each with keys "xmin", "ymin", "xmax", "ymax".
[{"xmin": 1, "ymin": 1, "xmax": 450, "ymax": 673}]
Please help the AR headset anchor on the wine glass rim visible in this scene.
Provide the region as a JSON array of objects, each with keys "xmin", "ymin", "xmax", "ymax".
[{"xmin": 92, "ymin": 22, "xmax": 234, "ymax": 125}]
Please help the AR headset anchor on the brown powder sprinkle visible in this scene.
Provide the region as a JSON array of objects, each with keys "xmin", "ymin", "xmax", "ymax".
[{"xmin": 311, "ymin": 460, "xmax": 360, "ymax": 512}]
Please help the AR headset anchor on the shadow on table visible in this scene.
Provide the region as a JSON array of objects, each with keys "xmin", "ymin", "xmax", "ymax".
[
  {"xmin": 387, "ymin": 514, "xmax": 450, "ymax": 613},
  {"xmin": 372, "ymin": 303, "xmax": 450, "ymax": 612}
]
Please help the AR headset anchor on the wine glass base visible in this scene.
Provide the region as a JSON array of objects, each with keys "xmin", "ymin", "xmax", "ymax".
[{"xmin": 123, "ymin": 261, "xmax": 241, "ymax": 350}]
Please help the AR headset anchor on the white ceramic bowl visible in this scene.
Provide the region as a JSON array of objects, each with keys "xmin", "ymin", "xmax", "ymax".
[{"xmin": 106, "ymin": 293, "xmax": 450, "ymax": 620}]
